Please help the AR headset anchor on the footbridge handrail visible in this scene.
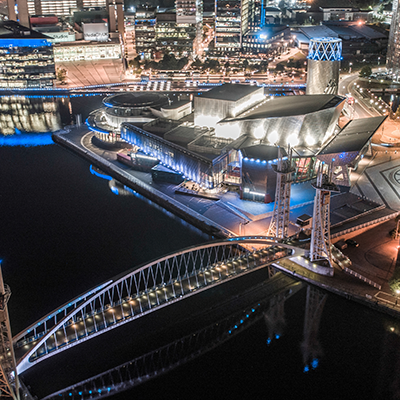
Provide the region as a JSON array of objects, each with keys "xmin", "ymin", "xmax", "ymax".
[{"xmin": 15, "ymin": 236, "xmax": 297, "ymax": 374}]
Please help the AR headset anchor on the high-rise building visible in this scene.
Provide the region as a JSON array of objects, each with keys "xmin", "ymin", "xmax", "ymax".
[
  {"xmin": 214, "ymin": 0, "xmax": 253, "ymax": 52},
  {"xmin": 387, "ymin": 0, "xmax": 400, "ymax": 78},
  {"xmin": 6, "ymin": 0, "xmax": 29, "ymax": 27},
  {"xmin": 0, "ymin": 20, "xmax": 55, "ymax": 88},
  {"xmin": 9, "ymin": 0, "xmax": 109, "ymax": 21},
  {"xmin": 134, "ymin": 6, "xmax": 157, "ymax": 59},
  {"xmin": 176, "ymin": 0, "xmax": 203, "ymax": 54},
  {"xmin": 155, "ymin": 12, "xmax": 197, "ymax": 58}
]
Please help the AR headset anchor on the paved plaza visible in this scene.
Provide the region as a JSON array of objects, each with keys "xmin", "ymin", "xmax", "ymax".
[{"xmin": 57, "ymin": 59, "xmax": 125, "ymax": 87}]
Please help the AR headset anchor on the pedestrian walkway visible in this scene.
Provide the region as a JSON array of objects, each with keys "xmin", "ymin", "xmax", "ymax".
[
  {"xmin": 351, "ymin": 151, "xmax": 400, "ymax": 210},
  {"xmin": 57, "ymin": 59, "xmax": 125, "ymax": 88}
]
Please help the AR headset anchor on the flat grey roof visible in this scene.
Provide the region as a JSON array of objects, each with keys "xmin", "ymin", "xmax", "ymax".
[
  {"xmin": 319, "ymin": 116, "xmax": 386, "ymax": 155},
  {"xmin": 225, "ymin": 94, "xmax": 344, "ymax": 121},
  {"xmin": 350, "ymin": 24, "xmax": 387, "ymax": 40},
  {"xmin": 197, "ymin": 83, "xmax": 262, "ymax": 102},
  {"xmin": 299, "ymin": 25, "xmax": 338, "ymax": 39}
]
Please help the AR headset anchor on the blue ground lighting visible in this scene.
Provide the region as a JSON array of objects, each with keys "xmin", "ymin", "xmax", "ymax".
[{"xmin": 0, "ymin": 132, "xmax": 53, "ymax": 147}]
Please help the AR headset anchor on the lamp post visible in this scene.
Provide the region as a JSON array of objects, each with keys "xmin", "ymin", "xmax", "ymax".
[{"xmin": 349, "ymin": 62, "xmax": 352, "ymax": 74}]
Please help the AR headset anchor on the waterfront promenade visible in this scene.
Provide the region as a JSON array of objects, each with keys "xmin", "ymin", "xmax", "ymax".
[{"xmin": 53, "ymin": 125, "xmax": 400, "ymax": 319}]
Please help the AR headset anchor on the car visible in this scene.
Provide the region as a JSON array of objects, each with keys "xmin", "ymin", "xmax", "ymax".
[{"xmin": 345, "ymin": 239, "xmax": 359, "ymax": 247}]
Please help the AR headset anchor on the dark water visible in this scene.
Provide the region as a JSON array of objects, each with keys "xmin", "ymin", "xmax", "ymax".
[{"xmin": 0, "ymin": 96, "xmax": 400, "ymax": 399}]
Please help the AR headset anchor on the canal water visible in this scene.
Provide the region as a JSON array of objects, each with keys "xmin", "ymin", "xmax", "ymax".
[{"xmin": 0, "ymin": 95, "xmax": 399, "ymax": 399}]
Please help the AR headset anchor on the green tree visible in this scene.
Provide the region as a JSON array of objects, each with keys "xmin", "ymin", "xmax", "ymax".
[
  {"xmin": 359, "ymin": 65, "xmax": 372, "ymax": 77},
  {"xmin": 192, "ymin": 57, "xmax": 203, "ymax": 69},
  {"xmin": 177, "ymin": 57, "xmax": 189, "ymax": 70},
  {"xmin": 56, "ymin": 68, "xmax": 67, "ymax": 84},
  {"xmin": 130, "ymin": 56, "xmax": 141, "ymax": 69},
  {"xmin": 275, "ymin": 63, "xmax": 285, "ymax": 72},
  {"xmin": 259, "ymin": 60, "xmax": 269, "ymax": 73}
]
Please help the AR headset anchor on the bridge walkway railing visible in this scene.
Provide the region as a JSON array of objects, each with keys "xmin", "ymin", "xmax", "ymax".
[{"xmin": 15, "ymin": 239, "xmax": 294, "ymax": 373}]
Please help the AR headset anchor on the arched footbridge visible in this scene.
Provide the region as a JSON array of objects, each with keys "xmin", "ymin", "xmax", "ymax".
[{"xmin": 13, "ymin": 236, "xmax": 304, "ymax": 374}]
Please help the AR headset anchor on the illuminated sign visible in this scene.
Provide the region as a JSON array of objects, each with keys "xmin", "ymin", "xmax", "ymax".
[
  {"xmin": 82, "ymin": 23, "xmax": 109, "ymax": 42},
  {"xmin": 46, "ymin": 32, "xmax": 76, "ymax": 43}
]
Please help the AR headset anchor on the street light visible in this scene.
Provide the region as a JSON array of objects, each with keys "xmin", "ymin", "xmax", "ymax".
[{"xmin": 349, "ymin": 62, "xmax": 352, "ymax": 74}]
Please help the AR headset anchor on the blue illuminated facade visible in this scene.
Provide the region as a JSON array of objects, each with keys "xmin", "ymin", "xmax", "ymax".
[
  {"xmin": 121, "ymin": 123, "xmax": 214, "ymax": 188},
  {"xmin": 0, "ymin": 22, "xmax": 55, "ymax": 88}
]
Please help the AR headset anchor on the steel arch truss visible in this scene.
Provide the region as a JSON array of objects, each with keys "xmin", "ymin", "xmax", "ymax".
[{"xmin": 15, "ymin": 237, "xmax": 294, "ymax": 374}]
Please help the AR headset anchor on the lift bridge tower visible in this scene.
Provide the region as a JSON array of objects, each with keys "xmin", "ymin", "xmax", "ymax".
[
  {"xmin": 0, "ymin": 264, "xmax": 19, "ymax": 400},
  {"xmin": 309, "ymin": 164, "xmax": 339, "ymax": 270},
  {"xmin": 268, "ymin": 147, "xmax": 295, "ymax": 239}
]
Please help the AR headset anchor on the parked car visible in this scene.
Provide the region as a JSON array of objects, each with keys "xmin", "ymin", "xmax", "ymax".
[{"xmin": 345, "ymin": 239, "xmax": 359, "ymax": 247}]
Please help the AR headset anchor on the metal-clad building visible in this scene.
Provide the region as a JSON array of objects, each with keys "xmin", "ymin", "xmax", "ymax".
[
  {"xmin": 194, "ymin": 84, "xmax": 264, "ymax": 131},
  {"xmin": 121, "ymin": 123, "xmax": 214, "ymax": 188},
  {"xmin": 306, "ymin": 37, "xmax": 342, "ymax": 95},
  {"xmin": 216, "ymin": 94, "xmax": 345, "ymax": 147}
]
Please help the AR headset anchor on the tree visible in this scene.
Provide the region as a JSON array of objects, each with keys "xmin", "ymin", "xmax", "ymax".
[
  {"xmin": 259, "ymin": 60, "xmax": 269, "ymax": 73},
  {"xmin": 192, "ymin": 57, "xmax": 203, "ymax": 68},
  {"xmin": 359, "ymin": 65, "xmax": 372, "ymax": 78},
  {"xmin": 275, "ymin": 63, "xmax": 285, "ymax": 72},
  {"xmin": 129, "ymin": 56, "xmax": 141, "ymax": 70},
  {"xmin": 56, "ymin": 68, "xmax": 67, "ymax": 84}
]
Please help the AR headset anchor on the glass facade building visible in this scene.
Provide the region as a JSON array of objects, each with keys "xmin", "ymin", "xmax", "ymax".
[
  {"xmin": 135, "ymin": 7, "xmax": 157, "ymax": 59},
  {"xmin": 53, "ymin": 41, "xmax": 121, "ymax": 61},
  {"xmin": 215, "ymin": 0, "xmax": 253, "ymax": 52},
  {"xmin": 121, "ymin": 123, "xmax": 214, "ymax": 188},
  {"xmin": 26, "ymin": 0, "xmax": 107, "ymax": 16},
  {"xmin": 155, "ymin": 14, "xmax": 197, "ymax": 58},
  {"xmin": 387, "ymin": 0, "xmax": 400, "ymax": 77},
  {"xmin": 0, "ymin": 31, "xmax": 55, "ymax": 88}
]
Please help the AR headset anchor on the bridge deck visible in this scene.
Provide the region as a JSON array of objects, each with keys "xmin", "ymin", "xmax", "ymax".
[{"xmin": 15, "ymin": 238, "xmax": 297, "ymax": 374}]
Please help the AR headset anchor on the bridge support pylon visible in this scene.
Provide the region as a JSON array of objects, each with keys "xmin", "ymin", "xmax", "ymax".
[
  {"xmin": 308, "ymin": 164, "xmax": 339, "ymax": 273},
  {"xmin": 268, "ymin": 147, "xmax": 295, "ymax": 239},
  {"xmin": 0, "ymin": 264, "xmax": 19, "ymax": 400}
]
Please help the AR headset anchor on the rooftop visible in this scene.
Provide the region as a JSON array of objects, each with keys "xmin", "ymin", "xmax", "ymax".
[
  {"xmin": 299, "ymin": 25, "xmax": 338, "ymax": 40},
  {"xmin": 319, "ymin": 116, "xmax": 386, "ymax": 155},
  {"xmin": 0, "ymin": 20, "xmax": 50, "ymax": 39},
  {"xmin": 103, "ymin": 93, "xmax": 169, "ymax": 109},
  {"xmin": 226, "ymin": 94, "xmax": 344, "ymax": 121},
  {"xmin": 241, "ymin": 144, "xmax": 287, "ymax": 161},
  {"xmin": 197, "ymin": 83, "xmax": 262, "ymax": 102}
]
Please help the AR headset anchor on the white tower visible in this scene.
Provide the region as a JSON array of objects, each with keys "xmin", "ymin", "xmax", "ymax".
[
  {"xmin": 309, "ymin": 164, "xmax": 339, "ymax": 269},
  {"xmin": 306, "ymin": 37, "xmax": 342, "ymax": 95},
  {"xmin": 268, "ymin": 147, "xmax": 295, "ymax": 239}
]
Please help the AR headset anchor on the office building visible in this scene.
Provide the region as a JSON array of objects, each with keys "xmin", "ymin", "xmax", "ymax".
[
  {"xmin": 0, "ymin": 20, "xmax": 55, "ymax": 88},
  {"xmin": 215, "ymin": 0, "xmax": 254, "ymax": 52},
  {"xmin": 155, "ymin": 12, "xmax": 197, "ymax": 58},
  {"xmin": 387, "ymin": 0, "xmax": 400, "ymax": 77},
  {"xmin": 134, "ymin": 6, "xmax": 157, "ymax": 59},
  {"xmin": 176, "ymin": 0, "xmax": 203, "ymax": 54}
]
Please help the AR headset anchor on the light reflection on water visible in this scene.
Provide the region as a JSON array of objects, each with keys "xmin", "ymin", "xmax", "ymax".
[
  {"xmin": 0, "ymin": 132, "xmax": 54, "ymax": 147},
  {"xmin": 0, "ymin": 95, "xmax": 69, "ymax": 138}
]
